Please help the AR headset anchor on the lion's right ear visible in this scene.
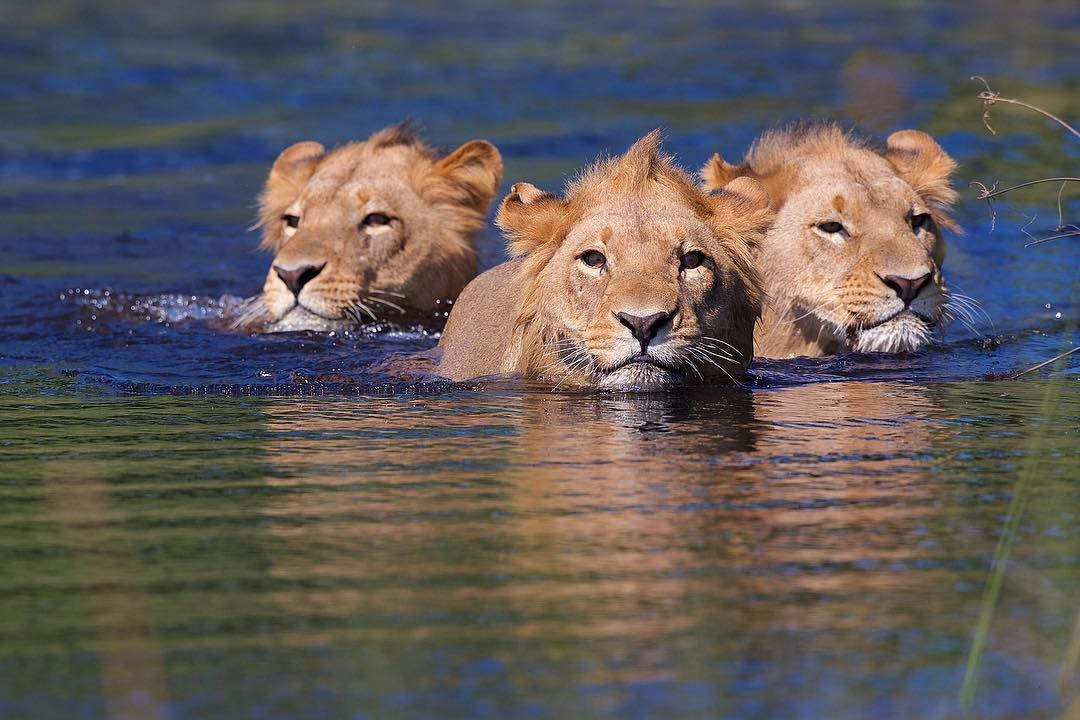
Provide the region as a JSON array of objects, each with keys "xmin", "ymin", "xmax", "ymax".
[
  {"xmin": 700, "ymin": 152, "xmax": 742, "ymax": 192},
  {"xmin": 884, "ymin": 130, "xmax": 957, "ymax": 207},
  {"xmin": 496, "ymin": 182, "xmax": 567, "ymax": 256},
  {"xmin": 884, "ymin": 129, "xmax": 960, "ymax": 232},
  {"xmin": 257, "ymin": 141, "xmax": 326, "ymax": 250},
  {"xmin": 424, "ymin": 139, "xmax": 504, "ymax": 224}
]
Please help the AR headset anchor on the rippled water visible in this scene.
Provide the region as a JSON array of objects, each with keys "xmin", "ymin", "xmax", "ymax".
[{"xmin": 1, "ymin": 1, "xmax": 1077, "ymax": 718}]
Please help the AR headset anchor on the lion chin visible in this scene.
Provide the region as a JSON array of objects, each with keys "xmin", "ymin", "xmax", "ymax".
[
  {"xmin": 596, "ymin": 361, "xmax": 685, "ymax": 391},
  {"xmin": 851, "ymin": 311, "xmax": 933, "ymax": 354},
  {"xmin": 265, "ymin": 306, "xmax": 351, "ymax": 333}
]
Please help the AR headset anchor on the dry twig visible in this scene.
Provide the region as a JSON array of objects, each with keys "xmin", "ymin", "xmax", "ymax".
[
  {"xmin": 970, "ymin": 77, "xmax": 1078, "ymax": 246},
  {"xmin": 972, "ymin": 75, "xmax": 1080, "ymax": 139},
  {"xmin": 1011, "ymin": 346, "xmax": 1079, "ymax": 379}
]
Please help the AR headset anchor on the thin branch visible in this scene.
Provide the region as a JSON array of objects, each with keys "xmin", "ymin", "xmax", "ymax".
[
  {"xmin": 1011, "ymin": 346, "xmax": 1079, "ymax": 379},
  {"xmin": 972, "ymin": 177, "xmax": 1080, "ymax": 200},
  {"xmin": 1018, "ymin": 213, "xmax": 1039, "ymax": 245},
  {"xmin": 1025, "ymin": 229, "xmax": 1080, "ymax": 247},
  {"xmin": 969, "ymin": 77, "xmax": 1078, "ymax": 247},
  {"xmin": 1056, "ymin": 181, "xmax": 1067, "ymax": 229},
  {"xmin": 972, "ymin": 76, "xmax": 1080, "ymax": 139},
  {"xmin": 970, "ymin": 181, "xmax": 998, "ymax": 231}
]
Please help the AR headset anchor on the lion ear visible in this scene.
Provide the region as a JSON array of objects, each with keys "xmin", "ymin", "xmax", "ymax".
[
  {"xmin": 707, "ymin": 176, "xmax": 774, "ymax": 249},
  {"xmin": 710, "ymin": 176, "xmax": 772, "ymax": 223},
  {"xmin": 425, "ymin": 140, "xmax": 503, "ymax": 223},
  {"xmin": 885, "ymin": 130, "xmax": 958, "ymax": 213},
  {"xmin": 257, "ymin": 141, "xmax": 326, "ymax": 250},
  {"xmin": 267, "ymin": 141, "xmax": 325, "ymax": 191},
  {"xmin": 719, "ymin": 176, "xmax": 771, "ymax": 211},
  {"xmin": 700, "ymin": 152, "xmax": 742, "ymax": 192},
  {"xmin": 496, "ymin": 182, "xmax": 566, "ymax": 256}
]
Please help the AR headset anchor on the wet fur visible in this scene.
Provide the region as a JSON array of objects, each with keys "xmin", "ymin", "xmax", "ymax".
[
  {"xmin": 702, "ymin": 123, "xmax": 965, "ymax": 358},
  {"xmin": 437, "ymin": 131, "xmax": 771, "ymax": 390},
  {"xmin": 237, "ymin": 124, "xmax": 502, "ymax": 332}
]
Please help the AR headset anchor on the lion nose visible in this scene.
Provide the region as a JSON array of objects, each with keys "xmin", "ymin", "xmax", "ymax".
[
  {"xmin": 274, "ymin": 263, "xmax": 325, "ymax": 297},
  {"xmin": 616, "ymin": 311, "xmax": 673, "ymax": 351},
  {"xmin": 881, "ymin": 273, "xmax": 931, "ymax": 306}
]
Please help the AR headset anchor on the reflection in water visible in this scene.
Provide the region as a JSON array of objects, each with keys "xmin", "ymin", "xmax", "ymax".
[
  {"xmin": 234, "ymin": 381, "xmax": 1071, "ymax": 717},
  {"xmin": 0, "ymin": 384, "xmax": 1074, "ymax": 718},
  {"xmin": 42, "ymin": 464, "xmax": 173, "ymax": 720}
]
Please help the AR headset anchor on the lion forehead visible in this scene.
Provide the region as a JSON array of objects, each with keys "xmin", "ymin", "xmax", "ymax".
[
  {"xmin": 568, "ymin": 205, "xmax": 707, "ymax": 252},
  {"xmin": 304, "ymin": 150, "xmax": 425, "ymax": 206},
  {"xmin": 779, "ymin": 171, "xmax": 920, "ymax": 235}
]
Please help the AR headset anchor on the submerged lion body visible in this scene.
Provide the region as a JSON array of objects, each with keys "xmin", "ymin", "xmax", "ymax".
[
  {"xmin": 437, "ymin": 131, "xmax": 772, "ymax": 391},
  {"xmin": 437, "ymin": 259, "xmax": 526, "ymax": 380},
  {"xmin": 703, "ymin": 123, "xmax": 963, "ymax": 358},
  {"xmin": 236, "ymin": 124, "xmax": 502, "ymax": 332}
]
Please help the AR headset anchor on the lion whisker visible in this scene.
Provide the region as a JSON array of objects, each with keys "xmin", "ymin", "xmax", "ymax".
[
  {"xmin": 539, "ymin": 352, "xmax": 588, "ymax": 376},
  {"xmin": 693, "ymin": 346, "xmax": 737, "ymax": 364},
  {"xmin": 684, "ymin": 346, "xmax": 742, "ymax": 385},
  {"xmin": 763, "ymin": 297, "xmax": 796, "ymax": 343},
  {"xmin": 693, "ymin": 349, "xmax": 742, "ymax": 386},
  {"xmin": 540, "ymin": 339, "xmax": 595, "ymax": 386},
  {"xmin": 365, "ymin": 296, "xmax": 406, "ymax": 314},
  {"xmin": 942, "ymin": 299, "xmax": 984, "ymax": 338},
  {"xmin": 681, "ymin": 353, "xmax": 704, "ymax": 381},
  {"xmin": 699, "ymin": 336, "xmax": 744, "ymax": 359},
  {"xmin": 550, "ymin": 354, "xmax": 595, "ymax": 392},
  {"xmin": 356, "ymin": 301, "xmax": 379, "ymax": 322},
  {"xmin": 343, "ymin": 301, "xmax": 379, "ymax": 324},
  {"xmin": 367, "ymin": 289, "xmax": 407, "ymax": 299},
  {"xmin": 947, "ymin": 291, "xmax": 993, "ymax": 330},
  {"xmin": 230, "ymin": 295, "xmax": 270, "ymax": 331}
]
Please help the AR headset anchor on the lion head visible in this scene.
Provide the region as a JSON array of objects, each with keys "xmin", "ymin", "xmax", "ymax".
[
  {"xmin": 703, "ymin": 123, "xmax": 962, "ymax": 357},
  {"xmin": 237, "ymin": 124, "xmax": 502, "ymax": 332},
  {"xmin": 494, "ymin": 131, "xmax": 770, "ymax": 390}
]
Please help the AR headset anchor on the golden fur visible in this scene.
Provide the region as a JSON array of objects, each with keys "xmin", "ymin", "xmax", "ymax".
[
  {"xmin": 702, "ymin": 123, "xmax": 964, "ymax": 358},
  {"xmin": 236, "ymin": 124, "xmax": 502, "ymax": 332},
  {"xmin": 437, "ymin": 131, "xmax": 772, "ymax": 390}
]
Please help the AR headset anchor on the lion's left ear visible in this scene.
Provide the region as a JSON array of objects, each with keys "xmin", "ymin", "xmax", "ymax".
[
  {"xmin": 709, "ymin": 176, "xmax": 773, "ymax": 234},
  {"xmin": 424, "ymin": 140, "xmax": 503, "ymax": 226},
  {"xmin": 885, "ymin": 130, "xmax": 958, "ymax": 212},
  {"xmin": 700, "ymin": 151, "xmax": 743, "ymax": 192}
]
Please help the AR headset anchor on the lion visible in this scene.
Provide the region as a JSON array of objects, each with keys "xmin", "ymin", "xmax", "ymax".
[
  {"xmin": 234, "ymin": 124, "xmax": 502, "ymax": 332},
  {"xmin": 435, "ymin": 131, "xmax": 772, "ymax": 391},
  {"xmin": 702, "ymin": 123, "xmax": 964, "ymax": 358}
]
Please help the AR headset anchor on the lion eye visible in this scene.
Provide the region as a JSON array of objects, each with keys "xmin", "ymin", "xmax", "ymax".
[
  {"xmin": 680, "ymin": 251, "xmax": 706, "ymax": 271},
  {"xmin": 361, "ymin": 213, "xmax": 392, "ymax": 228},
  {"xmin": 580, "ymin": 250, "xmax": 607, "ymax": 269},
  {"xmin": 818, "ymin": 221, "xmax": 845, "ymax": 235},
  {"xmin": 282, "ymin": 214, "xmax": 300, "ymax": 229},
  {"xmin": 911, "ymin": 213, "xmax": 931, "ymax": 231}
]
